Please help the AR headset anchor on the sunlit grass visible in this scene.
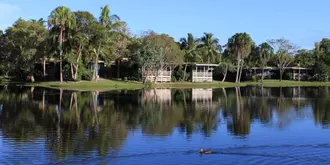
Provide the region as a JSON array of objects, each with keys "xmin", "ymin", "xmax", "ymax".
[
  {"xmin": 26, "ymin": 80, "xmax": 144, "ymax": 91},
  {"xmin": 248, "ymin": 80, "xmax": 330, "ymax": 87},
  {"xmin": 2, "ymin": 77, "xmax": 330, "ymax": 91}
]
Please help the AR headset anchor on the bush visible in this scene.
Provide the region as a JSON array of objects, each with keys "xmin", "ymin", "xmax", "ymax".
[
  {"xmin": 283, "ymin": 72, "xmax": 293, "ymax": 80},
  {"xmin": 173, "ymin": 66, "xmax": 186, "ymax": 82},
  {"xmin": 252, "ymin": 75, "xmax": 261, "ymax": 82},
  {"xmin": 144, "ymin": 80, "xmax": 154, "ymax": 88},
  {"xmin": 63, "ymin": 64, "xmax": 72, "ymax": 81},
  {"xmin": 81, "ymin": 70, "xmax": 93, "ymax": 81}
]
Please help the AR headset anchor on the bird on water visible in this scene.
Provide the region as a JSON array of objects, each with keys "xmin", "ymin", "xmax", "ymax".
[{"xmin": 199, "ymin": 148, "xmax": 212, "ymax": 154}]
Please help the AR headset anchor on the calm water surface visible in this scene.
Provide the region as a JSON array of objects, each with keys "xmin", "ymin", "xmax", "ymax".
[{"xmin": 0, "ymin": 86, "xmax": 330, "ymax": 165}]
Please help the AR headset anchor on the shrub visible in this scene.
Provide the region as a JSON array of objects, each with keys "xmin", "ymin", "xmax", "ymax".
[
  {"xmin": 81, "ymin": 70, "xmax": 93, "ymax": 81},
  {"xmin": 144, "ymin": 80, "xmax": 154, "ymax": 88}
]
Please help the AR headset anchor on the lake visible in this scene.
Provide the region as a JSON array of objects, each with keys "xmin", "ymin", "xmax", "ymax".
[{"xmin": 0, "ymin": 86, "xmax": 330, "ymax": 165}]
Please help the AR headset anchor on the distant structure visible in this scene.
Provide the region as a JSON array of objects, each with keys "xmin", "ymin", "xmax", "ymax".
[
  {"xmin": 143, "ymin": 63, "xmax": 218, "ymax": 83},
  {"xmin": 190, "ymin": 64, "xmax": 218, "ymax": 82}
]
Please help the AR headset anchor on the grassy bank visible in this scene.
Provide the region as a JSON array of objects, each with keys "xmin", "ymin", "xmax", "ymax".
[
  {"xmin": 154, "ymin": 81, "xmax": 247, "ymax": 88},
  {"xmin": 0, "ymin": 78, "xmax": 144, "ymax": 91},
  {"xmin": 247, "ymin": 80, "xmax": 330, "ymax": 87},
  {"xmin": 1, "ymin": 77, "xmax": 330, "ymax": 91},
  {"xmin": 30, "ymin": 80, "xmax": 144, "ymax": 91}
]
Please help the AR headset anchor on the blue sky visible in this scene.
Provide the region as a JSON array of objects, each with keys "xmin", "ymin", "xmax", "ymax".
[{"xmin": 0, "ymin": 0, "xmax": 329, "ymax": 49}]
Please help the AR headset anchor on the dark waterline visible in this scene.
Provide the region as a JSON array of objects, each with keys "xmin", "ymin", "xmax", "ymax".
[{"xmin": 0, "ymin": 86, "xmax": 330, "ymax": 165}]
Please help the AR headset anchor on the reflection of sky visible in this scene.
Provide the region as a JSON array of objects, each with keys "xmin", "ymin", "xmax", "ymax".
[
  {"xmin": 118, "ymin": 106, "xmax": 330, "ymax": 156},
  {"xmin": 109, "ymin": 108, "xmax": 330, "ymax": 165},
  {"xmin": 0, "ymin": 133, "xmax": 57, "ymax": 164},
  {"xmin": 2, "ymin": 88, "xmax": 330, "ymax": 164}
]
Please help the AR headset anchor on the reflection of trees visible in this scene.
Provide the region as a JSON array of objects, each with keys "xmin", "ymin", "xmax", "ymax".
[
  {"xmin": 221, "ymin": 86, "xmax": 329, "ymax": 138},
  {"xmin": 312, "ymin": 87, "xmax": 330, "ymax": 127},
  {"xmin": 223, "ymin": 87, "xmax": 251, "ymax": 137},
  {"xmin": 1, "ymin": 86, "xmax": 330, "ymax": 159},
  {"xmin": 0, "ymin": 87, "xmax": 45, "ymax": 141}
]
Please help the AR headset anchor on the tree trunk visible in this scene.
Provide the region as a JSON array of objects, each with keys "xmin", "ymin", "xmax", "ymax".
[
  {"xmin": 298, "ymin": 66, "xmax": 301, "ymax": 81},
  {"xmin": 74, "ymin": 65, "xmax": 78, "ymax": 81},
  {"xmin": 72, "ymin": 46, "xmax": 82, "ymax": 81},
  {"xmin": 280, "ymin": 69, "xmax": 283, "ymax": 81},
  {"xmin": 238, "ymin": 60, "xmax": 244, "ymax": 83},
  {"xmin": 93, "ymin": 45, "xmax": 101, "ymax": 81},
  {"xmin": 117, "ymin": 60, "xmax": 120, "ymax": 79},
  {"xmin": 94, "ymin": 56, "xmax": 98, "ymax": 81},
  {"xmin": 235, "ymin": 58, "xmax": 241, "ymax": 83},
  {"xmin": 42, "ymin": 56, "xmax": 46, "ymax": 80},
  {"xmin": 261, "ymin": 66, "xmax": 265, "ymax": 83},
  {"xmin": 59, "ymin": 28, "xmax": 64, "ymax": 83},
  {"xmin": 153, "ymin": 69, "xmax": 159, "ymax": 83},
  {"xmin": 222, "ymin": 65, "xmax": 228, "ymax": 82},
  {"xmin": 70, "ymin": 63, "xmax": 74, "ymax": 80},
  {"xmin": 183, "ymin": 63, "xmax": 188, "ymax": 81}
]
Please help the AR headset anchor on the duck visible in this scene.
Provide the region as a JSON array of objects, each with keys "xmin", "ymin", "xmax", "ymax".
[{"xmin": 199, "ymin": 148, "xmax": 212, "ymax": 154}]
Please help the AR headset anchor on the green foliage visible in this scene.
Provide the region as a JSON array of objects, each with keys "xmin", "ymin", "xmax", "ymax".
[
  {"xmin": 179, "ymin": 33, "xmax": 201, "ymax": 62},
  {"xmin": 172, "ymin": 66, "xmax": 186, "ymax": 82},
  {"xmin": 283, "ymin": 72, "xmax": 293, "ymax": 80},
  {"xmin": 81, "ymin": 69, "xmax": 93, "ymax": 81},
  {"xmin": 200, "ymin": 33, "xmax": 221, "ymax": 63},
  {"xmin": 258, "ymin": 42, "xmax": 274, "ymax": 66},
  {"xmin": 2, "ymin": 18, "xmax": 47, "ymax": 79},
  {"xmin": 144, "ymin": 80, "xmax": 154, "ymax": 88},
  {"xmin": 227, "ymin": 33, "xmax": 253, "ymax": 60},
  {"xmin": 63, "ymin": 64, "xmax": 72, "ymax": 80},
  {"xmin": 1, "ymin": 4, "xmax": 330, "ymax": 84}
]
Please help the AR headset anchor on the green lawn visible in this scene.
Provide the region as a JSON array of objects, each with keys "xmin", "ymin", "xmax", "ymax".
[
  {"xmin": 31, "ymin": 80, "xmax": 144, "ymax": 91},
  {"xmin": 0, "ymin": 79, "xmax": 143, "ymax": 91},
  {"xmin": 154, "ymin": 81, "xmax": 247, "ymax": 88},
  {"xmin": 1, "ymin": 77, "xmax": 330, "ymax": 91},
  {"xmin": 247, "ymin": 80, "xmax": 330, "ymax": 87}
]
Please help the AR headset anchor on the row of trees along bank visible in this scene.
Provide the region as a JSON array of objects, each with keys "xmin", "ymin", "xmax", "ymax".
[{"xmin": 1, "ymin": 5, "xmax": 330, "ymax": 83}]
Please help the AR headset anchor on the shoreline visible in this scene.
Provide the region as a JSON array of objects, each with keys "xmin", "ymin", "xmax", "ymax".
[{"xmin": 1, "ymin": 79, "xmax": 330, "ymax": 91}]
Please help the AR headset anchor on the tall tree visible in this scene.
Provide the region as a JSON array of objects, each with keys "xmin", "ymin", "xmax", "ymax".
[
  {"xmin": 218, "ymin": 59, "xmax": 234, "ymax": 82},
  {"xmin": 258, "ymin": 42, "xmax": 273, "ymax": 83},
  {"xmin": 200, "ymin": 33, "xmax": 220, "ymax": 63},
  {"xmin": 180, "ymin": 33, "xmax": 201, "ymax": 62},
  {"xmin": 180, "ymin": 33, "xmax": 200, "ymax": 80},
  {"xmin": 48, "ymin": 6, "xmax": 76, "ymax": 83},
  {"xmin": 268, "ymin": 38, "xmax": 297, "ymax": 81},
  {"xmin": 91, "ymin": 5, "xmax": 125, "ymax": 81},
  {"xmin": 66, "ymin": 11, "xmax": 97, "ymax": 81},
  {"xmin": 2, "ymin": 19, "xmax": 47, "ymax": 81},
  {"xmin": 227, "ymin": 33, "xmax": 253, "ymax": 83}
]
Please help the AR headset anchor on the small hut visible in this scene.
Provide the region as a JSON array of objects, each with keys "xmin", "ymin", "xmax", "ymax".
[
  {"xmin": 190, "ymin": 64, "xmax": 218, "ymax": 82},
  {"xmin": 143, "ymin": 67, "xmax": 172, "ymax": 83}
]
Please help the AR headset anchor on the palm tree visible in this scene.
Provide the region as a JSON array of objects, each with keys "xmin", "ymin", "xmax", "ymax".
[
  {"xmin": 314, "ymin": 42, "xmax": 322, "ymax": 59},
  {"xmin": 258, "ymin": 42, "xmax": 273, "ymax": 83},
  {"xmin": 180, "ymin": 33, "xmax": 200, "ymax": 80},
  {"xmin": 227, "ymin": 33, "xmax": 253, "ymax": 83},
  {"xmin": 100, "ymin": 5, "xmax": 120, "ymax": 26},
  {"xmin": 200, "ymin": 33, "xmax": 220, "ymax": 63},
  {"xmin": 92, "ymin": 5, "xmax": 125, "ymax": 81},
  {"xmin": 48, "ymin": 6, "xmax": 76, "ymax": 83}
]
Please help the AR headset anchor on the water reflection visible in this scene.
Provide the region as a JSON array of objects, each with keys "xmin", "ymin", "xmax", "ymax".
[{"xmin": 0, "ymin": 86, "xmax": 330, "ymax": 161}]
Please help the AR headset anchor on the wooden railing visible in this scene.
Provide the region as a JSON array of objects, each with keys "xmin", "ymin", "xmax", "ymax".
[{"xmin": 192, "ymin": 72, "xmax": 212, "ymax": 77}]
